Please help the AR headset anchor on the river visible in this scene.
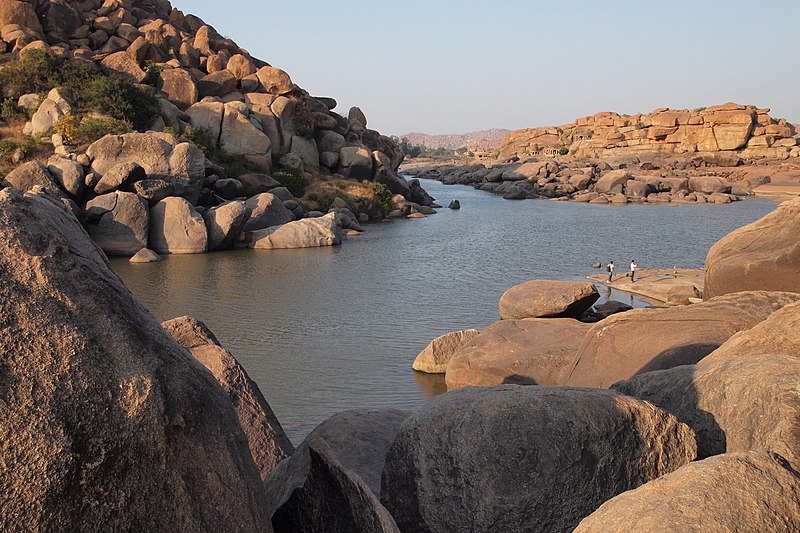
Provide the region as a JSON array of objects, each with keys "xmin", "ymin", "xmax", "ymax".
[{"xmin": 110, "ymin": 179, "xmax": 777, "ymax": 444}]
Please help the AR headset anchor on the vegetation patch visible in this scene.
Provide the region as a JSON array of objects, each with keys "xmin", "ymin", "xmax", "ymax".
[
  {"xmin": 273, "ymin": 167, "xmax": 308, "ymax": 197},
  {"xmin": 53, "ymin": 114, "xmax": 131, "ymax": 147},
  {"xmin": 306, "ymin": 178, "xmax": 392, "ymax": 218}
]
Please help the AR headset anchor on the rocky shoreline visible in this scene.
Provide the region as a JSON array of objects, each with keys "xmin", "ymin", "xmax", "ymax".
[{"xmin": 2, "ymin": 167, "xmax": 799, "ymax": 532}]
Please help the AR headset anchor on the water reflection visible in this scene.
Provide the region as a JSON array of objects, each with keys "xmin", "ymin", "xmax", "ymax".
[{"xmin": 112, "ymin": 179, "xmax": 776, "ymax": 444}]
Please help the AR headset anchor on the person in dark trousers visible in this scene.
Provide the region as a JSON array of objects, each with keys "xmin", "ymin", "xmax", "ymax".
[
  {"xmin": 606, "ymin": 260, "xmax": 614, "ymax": 282},
  {"xmin": 630, "ymin": 259, "xmax": 638, "ymax": 282}
]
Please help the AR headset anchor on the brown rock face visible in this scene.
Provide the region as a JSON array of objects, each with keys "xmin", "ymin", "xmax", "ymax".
[
  {"xmin": 412, "ymin": 329, "xmax": 480, "ymax": 374},
  {"xmin": 149, "ymin": 196, "xmax": 208, "ymax": 254},
  {"xmin": 705, "ymin": 196, "xmax": 800, "ymax": 298},
  {"xmin": 564, "ymin": 291, "xmax": 800, "ymax": 388},
  {"xmin": 250, "ymin": 213, "xmax": 341, "ymax": 250},
  {"xmin": 4, "ymin": 160, "xmax": 65, "ymax": 198},
  {"xmin": 445, "ymin": 319, "xmax": 590, "ymax": 390},
  {"xmin": 85, "ymin": 191, "xmax": 149, "ymax": 256},
  {"xmin": 498, "ymin": 279, "xmax": 599, "ymax": 319},
  {"xmin": 702, "ymin": 299, "xmax": 800, "ymax": 364},
  {"xmin": 573, "ymin": 452, "xmax": 800, "ymax": 533},
  {"xmin": 266, "ymin": 409, "xmax": 406, "ymax": 533},
  {"xmin": 162, "ymin": 316, "xmax": 293, "ymax": 481},
  {"xmin": 613, "ymin": 353, "xmax": 800, "ymax": 466},
  {"xmin": 381, "ymin": 386, "xmax": 697, "ymax": 533},
  {"xmin": 0, "ymin": 187, "xmax": 268, "ymax": 531}
]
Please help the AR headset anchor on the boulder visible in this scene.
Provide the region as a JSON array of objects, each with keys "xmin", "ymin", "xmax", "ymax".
[
  {"xmin": 564, "ymin": 291, "xmax": 800, "ymax": 388},
  {"xmin": 186, "ymin": 101, "xmax": 225, "ymax": 145},
  {"xmin": 85, "ymin": 191, "xmax": 149, "ymax": 256},
  {"xmin": 37, "ymin": 0, "xmax": 81, "ymax": 43},
  {"xmin": 613, "ymin": 353, "xmax": 800, "ymax": 465},
  {"xmin": 498, "ymin": 280, "xmax": 599, "ymax": 319},
  {"xmin": 705, "ymin": 196, "xmax": 800, "ymax": 298},
  {"xmin": 624, "ymin": 180, "xmax": 652, "ymax": 199},
  {"xmin": 220, "ymin": 105, "xmax": 271, "ymax": 156},
  {"xmin": 25, "ymin": 88, "xmax": 71, "ymax": 137},
  {"xmin": 289, "ymin": 136, "xmax": 319, "ymax": 172},
  {"xmin": 158, "ymin": 67, "xmax": 199, "ymax": 110},
  {"xmin": 94, "ymin": 161, "xmax": 146, "ymax": 195},
  {"xmin": 4, "ymin": 160, "xmax": 65, "ymax": 197},
  {"xmin": 197, "ymin": 70, "xmax": 238, "ymax": 98},
  {"xmin": 381, "ymin": 386, "xmax": 696, "ymax": 533},
  {"xmin": 338, "ymin": 146, "xmax": 374, "ymax": 181},
  {"xmin": 688, "ymin": 176, "xmax": 731, "ymax": 194},
  {"xmin": 100, "ymin": 51, "xmax": 146, "ymax": 83},
  {"xmin": 204, "ymin": 200, "xmax": 250, "ymax": 251},
  {"xmin": 243, "ymin": 192, "xmax": 294, "ymax": 232},
  {"xmin": 256, "ymin": 66, "xmax": 294, "ymax": 95},
  {"xmin": 348, "ymin": 107, "xmax": 367, "ymax": 129},
  {"xmin": 149, "ymin": 197, "xmax": 208, "ymax": 254},
  {"xmin": 47, "ymin": 155, "xmax": 85, "ymax": 197},
  {"xmin": 213, "ymin": 178, "xmax": 246, "ymax": 200},
  {"xmin": 411, "ymin": 329, "xmax": 480, "ymax": 374},
  {"xmin": 86, "ymin": 132, "xmax": 173, "ymax": 178},
  {"xmin": 226, "ymin": 54, "xmax": 256, "ymax": 79},
  {"xmin": 0, "ymin": 187, "xmax": 269, "ymax": 531},
  {"xmin": 445, "ymin": 319, "xmax": 591, "ymax": 390},
  {"xmin": 373, "ymin": 151, "xmax": 411, "ymax": 198},
  {"xmin": 132, "ymin": 178, "xmax": 174, "ymax": 204},
  {"xmin": 162, "ymin": 316, "xmax": 293, "ymax": 480},
  {"xmin": 702, "ymin": 299, "xmax": 800, "ymax": 364},
  {"xmin": 129, "ymin": 247, "xmax": 160, "ymax": 263},
  {"xmin": 573, "ymin": 452, "xmax": 800, "ymax": 533},
  {"xmin": 250, "ymin": 213, "xmax": 341, "ymax": 250},
  {"xmin": 448, "ymin": 199, "xmax": 460, "ymax": 209},
  {"xmin": 237, "ymin": 172, "xmax": 281, "ymax": 196},
  {"xmin": 0, "ymin": 1, "xmax": 42, "ymax": 34},
  {"xmin": 595, "ymin": 170, "xmax": 630, "ymax": 194},
  {"xmin": 592, "ymin": 300, "xmax": 632, "ymax": 320}
]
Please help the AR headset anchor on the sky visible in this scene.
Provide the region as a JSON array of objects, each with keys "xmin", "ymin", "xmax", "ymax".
[{"xmin": 170, "ymin": 0, "xmax": 800, "ymax": 136}]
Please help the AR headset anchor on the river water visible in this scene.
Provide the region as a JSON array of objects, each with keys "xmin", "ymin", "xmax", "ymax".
[{"xmin": 110, "ymin": 179, "xmax": 777, "ymax": 444}]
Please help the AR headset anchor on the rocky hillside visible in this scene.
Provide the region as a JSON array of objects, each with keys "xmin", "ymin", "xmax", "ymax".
[
  {"xmin": 401, "ymin": 128, "xmax": 511, "ymax": 150},
  {"xmin": 499, "ymin": 103, "xmax": 799, "ymax": 161}
]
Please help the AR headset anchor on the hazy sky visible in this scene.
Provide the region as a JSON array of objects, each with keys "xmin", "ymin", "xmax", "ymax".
[{"xmin": 170, "ymin": 0, "xmax": 800, "ymax": 136}]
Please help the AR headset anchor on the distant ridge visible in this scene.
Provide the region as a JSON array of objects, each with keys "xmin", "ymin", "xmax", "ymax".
[{"xmin": 400, "ymin": 129, "xmax": 511, "ymax": 150}]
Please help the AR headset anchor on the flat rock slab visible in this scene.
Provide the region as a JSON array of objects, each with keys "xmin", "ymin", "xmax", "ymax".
[
  {"xmin": 381, "ymin": 385, "xmax": 696, "ymax": 533},
  {"xmin": 498, "ymin": 279, "xmax": 599, "ymax": 319},
  {"xmin": 587, "ymin": 268, "xmax": 704, "ymax": 305},
  {"xmin": 445, "ymin": 318, "xmax": 590, "ymax": 390},
  {"xmin": 574, "ymin": 452, "xmax": 800, "ymax": 533},
  {"xmin": 412, "ymin": 329, "xmax": 479, "ymax": 374},
  {"xmin": 564, "ymin": 291, "xmax": 800, "ymax": 388}
]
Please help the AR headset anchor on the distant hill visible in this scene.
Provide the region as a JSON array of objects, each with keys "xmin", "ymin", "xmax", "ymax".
[{"xmin": 400, "ymin": 129, "xmax": 512, "ymax": 150}]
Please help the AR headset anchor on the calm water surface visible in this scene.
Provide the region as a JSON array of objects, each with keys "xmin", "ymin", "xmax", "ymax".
[{"xmin": 110, "ymin": 179, "xmax": 777, "ymax": 443}]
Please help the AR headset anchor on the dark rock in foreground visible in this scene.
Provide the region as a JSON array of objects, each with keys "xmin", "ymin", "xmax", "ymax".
[
  {"xmin": 573, "ymin": 452, "xmax": 800, "ymax": 533},
  {"xmin": 265, "ymin": 409, "xmax": 407, "ymax": 532},
  {"xmin": 0, "ymin": 186, "xmax": 269, "ymax": 531},
  {"xmin": 381, "ymin": 385, "xmax": 697, "ymax": 533}
]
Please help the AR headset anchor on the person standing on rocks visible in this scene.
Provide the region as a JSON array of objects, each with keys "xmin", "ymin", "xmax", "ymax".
[
  {"xmin": 630, "ymin": 259, "xmax": 638, "ymax": 283},
  {"xmin": 607, "ymin": 261, "xmax": 615, "ymax": 283}
]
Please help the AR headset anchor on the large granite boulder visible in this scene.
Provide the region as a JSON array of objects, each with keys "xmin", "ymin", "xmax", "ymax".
[
  {"xmin": 445, "ymin": 318, "xmax": 591, "ymax": 390},
  {"xmin": 250, "ymin": 212, "xmax": 341, "ymax": 250},
  {"xmin": 162, "ymin": 316, "xmax": 293, "ymax": 480},
  {"xmin": 158, "ymin": 67, "xmax": 199, "ymax": 110},
  {"xmin": 688, "ymin": 175, "xmax": 731, "ymax": 194},
  {"xmin": 339, "ymin": 146, "xmax": 374, "ymax": 180},
  {"xmin": 705, "ymin": 196, "xmax": 800, "ymax": 298},
  {"xmin": 86, "ymin": 132, "xmax": 174, "ymax": 178},
  {"xmin": 85, "ymin": 191, "xmax": 149, "ymax": 256},
  {"xmin": 564, "ymin": 291, "xmax": 800, "ymax": 388},
  {"xmin": 381, "ymin": 386, "xmax": 696, "ymax": 533},
  {"xmin": 243, "ymin": 192, "xmax": 294, "ymax": 232},
  {"xmin": 220, "ymin": 104, "xmax": 271, "ymax": 157},
  {"xmin": 498, "ymin": 280, "xmax": 599, "ymax": 319},
  {"xmin": 186, "ymin": 101, "xmax": 225, "ymax": 145},
  {"xmin": 47, "ymin": 155, "xmax": 85, "ymax": 198},
  {"xmin": 702, "ymin": 299, "xmax": 800, "ymax": 363},
  {"xmin": 204, "ymin": 200, "xmax": 250, "ymax": 251},
  {"xmin": 0, "ymin": 1, "xmax": 42, "ymax": 34},
  {"xmin": 594, "ymin": 170, "xmax": 630, "ymax": 194},
  {"xmin": 4, "ymin": 160, "xmax": 65, "ymax": 197},
  {"xmin": 149, "ymin": 196, "xmax": 208, "ymax": 254},
  {"xmin": 411, "ymin": 329, "xmax": 479, "ymax": 374},
  {"xmin": 265, "ymin": 410, "xmax": 406, "ymax": 533},
  {"xmin": 613, "ymin": 353, "xmax": 800, "ymax": 466},
  {"xmin": 237, "ymin": 172, "xmax": 281, "ymax": 196},
  {"xmin": 256, "ymin": 66, "xmax": 294, "ymax": 95},
  {"xmin": 573, "ymin": 452, "xmax": 800, "ymax": 533},
  {"xmin": 0, "ymin": 187, "xmax": 269, "ymax": 531},
  {"xmin": 93, "ymin": 161, "xmax": 146, "ymax": 195}
]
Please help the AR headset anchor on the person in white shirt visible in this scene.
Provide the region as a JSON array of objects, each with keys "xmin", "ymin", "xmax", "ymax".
[
  {"xmin": 630, "ymin": 259, "xmax": 638, "ymax": 282},
  {"xmin": 606, "ymin": 261, "xmax": 614, "ymax": 282}
]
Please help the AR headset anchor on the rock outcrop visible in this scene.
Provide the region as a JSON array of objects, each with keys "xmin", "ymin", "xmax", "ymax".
[
  {"xmin": 0, "ymin": 186, "xmax": 269, "ymax": 531},
  {"xmin": 563, "ymin": 291, "xmax": 800, "ymax": 388},
  {"xmin": 381, "ymin": 385, "xmax": 696, "ymax": 533},
  {"xmin": 613, "ymin": 353, "xmax": 800, "ymax": 467},
  {"xmin": 162, "ymin": 316, "xmax": 294, "ymax": 481},
  {"xmin": 704, "ymin": 196, "xmax": 800, "ymax": 298},
  {"xmin": 573, "ymin": 452, "xmax": 800, "ymax": 533},
  {"xmin": 148, "ymin": 196, "xmax": 208, "ymax": 254},
  {"xmin": 265, "ymin": 409, "xmax": 407, "ymax": 533},
  {"xmin": 248, "ymin": 212, "xmax": 341, "ymax": 250},
  {"xmin": 498, "ymin": 280, "xmax": 599, "ymax": 319},
  {"xmin": 445, "ymin": 318, "xmax": 591, "ymax": 390},
  {"xmin": 411, "ymin": 329, "xmax": 479, "ymax": 374},
  {"xmin": 85, "ymin": 190, "xmax": 149, "ymax": 256}
]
